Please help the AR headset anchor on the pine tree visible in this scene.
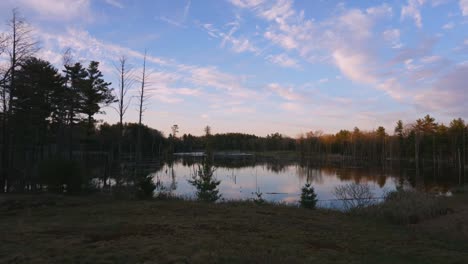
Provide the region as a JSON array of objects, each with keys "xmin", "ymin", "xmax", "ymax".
[
  {"xmin": 80, "ymin": 61, "xmax": 115, "ymax": 135},
  {"xmin": 189, "ymin": 159, "xmax": 221, "ymax": 202},
  {"xmin": 300, "ymin": 183, "xmax": 318, "ymax": 209}
]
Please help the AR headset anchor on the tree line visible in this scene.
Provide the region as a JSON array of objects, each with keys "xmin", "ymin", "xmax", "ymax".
[{"xmin": 296, "ymin": 115, "xmax": 466, "ymax": 177}]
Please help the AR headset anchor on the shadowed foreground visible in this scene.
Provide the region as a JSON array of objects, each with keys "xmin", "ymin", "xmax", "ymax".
[{"xmin": 1, "ymin": 194, "xmax": 467, "ymax": 264}]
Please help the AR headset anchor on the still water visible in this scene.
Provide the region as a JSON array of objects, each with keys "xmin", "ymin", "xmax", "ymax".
[{"xmin": 150, "ymin": 157, "xmax": 456, "ymax": 208}]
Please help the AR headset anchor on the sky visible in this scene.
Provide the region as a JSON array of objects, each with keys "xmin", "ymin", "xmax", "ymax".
[{"xmin": 0, "ymin": 0, "xmax": 467, "ymax": 137}]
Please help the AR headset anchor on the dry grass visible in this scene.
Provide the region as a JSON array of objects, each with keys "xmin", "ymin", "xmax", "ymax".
[
  {"xmin": 1, "ymin": 193, "xmax": 467, "ymax": 263},
  {"xmin": 358, "ymin": 190, "xmax": 451, "ymax": 225}
]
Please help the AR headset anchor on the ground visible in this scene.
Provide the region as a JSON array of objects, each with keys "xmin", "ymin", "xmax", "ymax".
[{"xmin": 1, "ymin": 194, "xmax": 467, "ymax": 264}]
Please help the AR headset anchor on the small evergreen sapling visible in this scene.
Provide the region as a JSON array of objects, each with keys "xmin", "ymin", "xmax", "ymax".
[
  {"xmin": 188, "ymin": 160, "xmax": 221, "ymax": 202},
  {"xmin": 300, "ymin": 183, "xmax": 318, "ymax": 209},
  {"xmin": 136, "ymin": 175, "xmax": 156, "ymax": 199}
]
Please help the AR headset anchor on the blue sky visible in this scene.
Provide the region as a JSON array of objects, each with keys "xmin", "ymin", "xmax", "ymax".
[{"xmin": 0, "ymin": 0, "xmax": 467, "ymax": 137}]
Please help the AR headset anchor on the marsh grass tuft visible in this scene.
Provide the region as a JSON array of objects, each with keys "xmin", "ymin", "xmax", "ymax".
[{"xmin": 357, "ymin": 189, "xmax": 451, "ymax": 225}]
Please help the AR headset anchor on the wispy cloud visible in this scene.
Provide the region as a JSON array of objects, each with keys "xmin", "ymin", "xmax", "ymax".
[
  {"xmin": 8, "ymin": 0, "xmax": 92, "ymax": 21},
  {"xmin": 268, "ymin": 83, "xmax": 302, "ymax": 101},
  {"xmin": 228, "ymin": 0, "xmax": 468, "ymax": 118},
  {"xmin": 401, "ymin": 0, "xmax": 425, "ymax": 28},
  {"xmin": 157, "ymin": 0, "xmax": 191, "ymax": 28},
  {"xmin": 266, "ymin": 53, "xmax": 300, "ymax": 68},
  {"xmin": 229, "ymin": 0, "xmax": 264, "ymax": 9},
  {"xmin": 442, "ymin": 21, "xmax": 455, "ymax": 29},
  {"xmin": 201, "ymin": 20, "xmax": 258, "ymax": 54},
  {"xmin": 36, "ymin": 27, "xmax": 258, "ymax": 109},
  {"xmin": 104, "ymin": 0, "xmax": 124, "ymax": 9},
  {"xmin": 383, "ymin": 29, "xmax": 403, "ymax": 49},
  {"xmin": 183, "ymin": 0, "xmax": 191, "ymax": 20},
  {"xmin": 159, "ymin": 16, "xmax": 186, "ymax": 28},
  {"xmin": 461, "ymin": 0, "xmax": 468, "ymax": 16}
]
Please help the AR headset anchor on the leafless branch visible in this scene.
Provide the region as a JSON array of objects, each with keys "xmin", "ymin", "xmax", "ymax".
[
  {"xmin": 113, "ymin": 55, "xmax": 135, "ymax": 124},
  {"xmin": 136, "ymin": 50, "xmax": 153, "ymax": 125},
  {"xmin": 62, "ymin": 47, "xmax": 74, "ymax": 67}
]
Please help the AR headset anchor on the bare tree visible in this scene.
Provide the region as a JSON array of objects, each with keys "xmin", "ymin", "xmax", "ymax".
[
  {"xmin": 54, "ymin": 48, "xmax": 74, "ymax": 157},
  {"xmin": 171, "ymin": 124, "xmax": 179, "ymax": 138},
  {"xmin": 5, "ymin": 8, "xmax": 39, "ymax": 111},
  {"xmin": 136, "ymin": 50, "xmax": 152, "ymax": 160},
  {"xmin": 0, "ymin": 33, "xmax": 6, "ymax": 56},
  {"xmin": 137, "ymin": 51, "xmax": 151, "ymax": 126},
  {"xmin": 1, "ymin": 9, "xmax": 38, "ymax": 192},
  {"xmin": 0, "ymin": 33, "xmax": 8, "ymax": 111},
  {"xmin": 204, "ymin": 125, "xmax": 211, "ymax": 136},
  {"xmin": 114, "ymin": 56, "xmax": 134, "ymax": 157},
  {"xmin": 62, "ymin": 47, "xmax": 74, "ymax": 67}
]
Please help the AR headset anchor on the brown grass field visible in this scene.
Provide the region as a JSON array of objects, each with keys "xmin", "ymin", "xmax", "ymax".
[{"xmin": 1, "ymin": 193, "xmax": 467, "ymax": 264}]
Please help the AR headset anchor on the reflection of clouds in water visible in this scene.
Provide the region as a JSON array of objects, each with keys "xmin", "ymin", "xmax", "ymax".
[{"xmin": 155, "ymin": 161, "xmax": 401, "ymax": 206}]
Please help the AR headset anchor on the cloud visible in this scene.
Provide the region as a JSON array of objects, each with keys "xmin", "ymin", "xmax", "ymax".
[
  {"xmin": 332, "ymin": 49, "xmax": 377, "ymax": 84},
  {"xmin": 143, "ymin": 71, "xmax": 201, "ymax": 104},
  {"xmin": 264, "ymin": 31, "xmax": 298, "ymax": 50},
  {"xmin": 280, "ymin": 102, "xmax": 302, "ymax": 112},
  {"xmin": 415, "ymin": 64, "xmax": 468, "ymax": 115},
  {"xmin": 432, "ymin": 0, "xmax": 450, "ymax": 6},
  {"xmin": 392, "ymin": 37, "xmax": 437, "ymax": 64},
  {"xmin": 104, "ymin": 0, "xmax": 124, "ymax": 9},
  {"xmin": 186, "ymin": 66, "xmax": 242, "ymax": 91},
  {"xmin": 268, "ymin": 83, "xmax": 301, "ymax": 101},
  {"xmin": 182, "ymin": 65, "xmax": 257, "ymax": 98},
  {"xmin": 266, "ymin": 53, "xmax": 300, "ymax": 68},
  {"xmin": 442, "ymin": 22, "xmax": 455, "ymax": 29},
  {"xmin": 35, "ymin": 27, "xmax": 260, "ymax": 109},
  {"xmin": 13, "ymin": 0, "xmax": 91, "ymax": 21},
  {"xmin": 230, "ymin": 1, "xmax": 397, "ymax": 94},
  {"xmin": 383, "ymin": 29, "xmax": 403, "ymax": 48},
  {"xmin": 401, "ymin": 0, "xmax": 425, "ymax": 28},
  {"xmin": 377, "ymin": 78, "xmax": 406, "ymax": 100},
  {"xmin": 235, "ymin": 1, "xmax": 394, "ymax": 83},
  {"xmin": 12, "ymin": 0, "xmax": 466, "ymax": 134},
  {"xmin": 259, "ymin": 0, "xmax": 295, "ymax": 21},
  {"xmin": 229, "ymin": 0, "xmax": 265, "ymax": 9},
  {"xmin": 159, "ymin": 17, "xmax": 185, "ymax": 28},
  {"xmin": 158, "ymin": 0, "xmax": 191, "ymax": 28},
  {"xmin": 228, "ymin": 37, "xmax": 258, "ymax": 53},
  {"xmin": 39, "ymin": 28, "xmax": 168, "ymax": 66},
  {"xmin": 366, "ymin": 4, "xmax": 393, "ymax": 17},
  {"xmin": 202, "ymin": 24, "xmax": 219, "ymax": 38},
  {"xmin": 201, "ymin": 20, "xmax": 258, "ymax": 54},
  {"xmin": 461, "ymin": 0, "xmax": 468, "ymax": 16},
  {"xmin": 183, "ymin": 0, "xmax": 191, "ymax": 19}
]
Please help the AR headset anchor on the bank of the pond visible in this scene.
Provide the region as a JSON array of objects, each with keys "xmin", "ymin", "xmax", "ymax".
[{"xmin": 1, "ymin": 193, "xmax": 467, "ymax": 263}]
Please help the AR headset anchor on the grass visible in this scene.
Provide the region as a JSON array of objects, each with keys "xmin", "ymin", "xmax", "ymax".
[
  {"xmin": 1, "ymin": 193, "xmax": 468, "ymax": 263},
  {"xmin": 354, "ymin": 189, "xmax": 451, "ymax": 225}
]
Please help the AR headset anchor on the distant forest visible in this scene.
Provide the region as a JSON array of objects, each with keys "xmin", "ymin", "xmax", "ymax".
[{"xmin": 0, "ymin": 10, "xmax": 466, "ymax": 192}]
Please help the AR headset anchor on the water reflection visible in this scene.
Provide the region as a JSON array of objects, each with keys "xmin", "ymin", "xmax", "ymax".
[{"xmin": 150, "ymin": 157, "xmax": 459, "ymax": 207}]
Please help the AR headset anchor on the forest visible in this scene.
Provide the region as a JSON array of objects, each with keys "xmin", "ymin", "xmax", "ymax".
[{"xmin": 0, "ymin": 9, "xmax": 467, "ymax": 193}]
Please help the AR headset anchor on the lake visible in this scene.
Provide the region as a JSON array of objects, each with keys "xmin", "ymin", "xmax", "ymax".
[{"xmin": 150, "ymin": 156, "xmax": 457, "ymax": 208}]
